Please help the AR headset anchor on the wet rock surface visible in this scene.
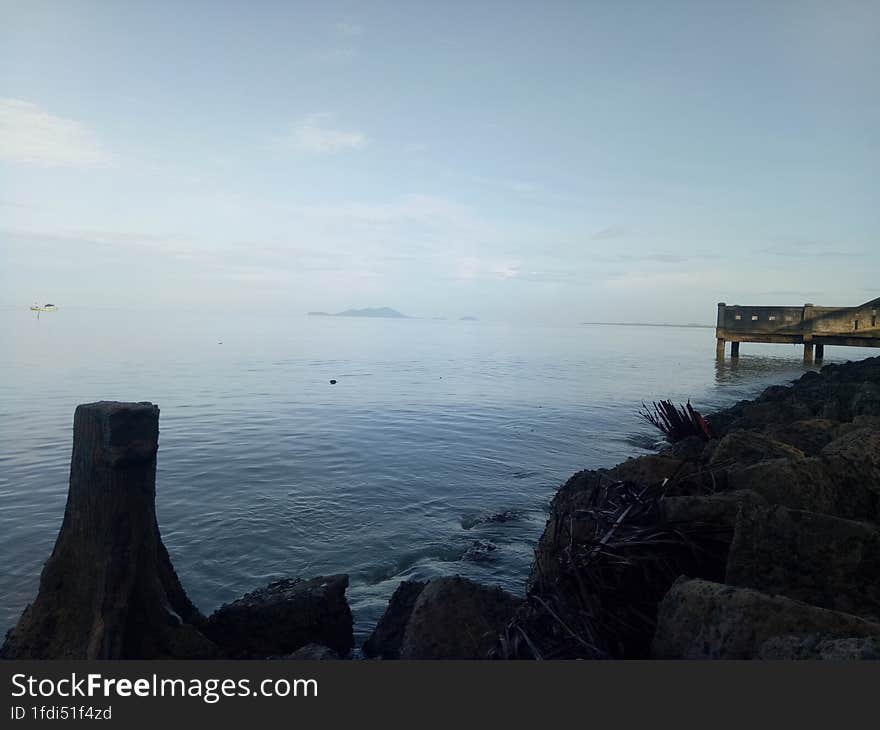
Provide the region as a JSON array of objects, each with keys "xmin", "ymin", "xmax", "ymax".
[
  {"xmin": 203, "ymin": 575, "xmax": 354, "ymax": 659},
  {"xmin": 362, "ymin": 580, "xmax": 426, "ymax": 659},
  {"xmin": 398, "ymin": 577, "xmax": 521, "ymax": 659}
]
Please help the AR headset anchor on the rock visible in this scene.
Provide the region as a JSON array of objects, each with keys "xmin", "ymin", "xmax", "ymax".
[
  {"xmin": 461, "ymin": 509, "xmax": 524, "ymax": 530},
  {"xmin": 726, "ymin": 457, "xmax": 877, "ymax": 521},
  {"xmin": 757, "ymin": 634, "xmax": 880, "ymax": 660},
  {"xmin": 821, "ymin": 427, "xmax": 880, "ymax": 474},
  {"xmin": 604, "ymin": 454, "xmax": 695, "ymax": 486},
  {"xmin": 765, "ymin": 419, "xmax": 840, "ymax": 456},
  {"xmin": 283, "ymin": 644, "xmax": 340, "ymax": 660},
  {"xmin": 527, "ymin": 470, "xmax": 602, "ymax": 590},
  {"xmin": 850, "ymin": 382, "xmax": 880, "ymax": 418},
  {"xmin": 726, "ymin": 506, "xmax": 880, "ymax": 620},
  {"xmin": 652, "ymin": 577, "xmax": 880, "ymax": 659},
  {"xmin": 362, "ymin": 580, "xmax": 425, "ymax": 659},
  {"xmin": 667, "ymin": 435, "xmax": 706, "ymax": 462},
  {"xmin": 399, "ymin": 577, "xmax": 521, "ymax": 659},
  {"xmin": 203, "ymin": 575, "xmax": 354, "ymax": 659},
  {"xmin": 462, "ymin": 539, "xmax": 498, "ymax": 563},
  {"xmin": 709, "ymin": 357, "xmax": 880, "ymax": 435},
  {"xmin": 708, "ymin": 430, "xmax": 805, "ymax": 468},
  {"xmin": 839, "ymin": 415, "xmax": 880, "ymax": 436},
  {"xmin": 662, "ymin": 490, "xmax": 767, "ymax": 529}
]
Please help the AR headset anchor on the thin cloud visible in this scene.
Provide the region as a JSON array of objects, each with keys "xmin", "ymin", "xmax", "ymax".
[
  {"xmin": 282, "ymin": 114, "xmax": 366, "ymax": 154},
  {"xmin": 0, "ymin": 99, "xmax": 113, "ymax": 168},
  {"xmin": 591, "ymin": 225, "xmax": 627, "ymax": 240}
]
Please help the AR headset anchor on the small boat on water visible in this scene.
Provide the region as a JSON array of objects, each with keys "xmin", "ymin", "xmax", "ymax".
[{"xmin": 30, "ymin": 303, "xmax": 59, "ymax": 312}]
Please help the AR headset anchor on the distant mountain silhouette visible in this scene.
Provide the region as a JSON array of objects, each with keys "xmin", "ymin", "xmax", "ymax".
[
  {"xmin": 460, "ymin": 315, "xmax": 478, "ymax": 321},
  {"xmin": 308, "ymin": 307, "xmax": 409, "ymax": 319}
]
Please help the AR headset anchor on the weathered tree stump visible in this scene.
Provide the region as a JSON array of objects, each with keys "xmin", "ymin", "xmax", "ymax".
[{"xmin": 1, "ymin": 401, "xmax": 217, "ymax": 659}]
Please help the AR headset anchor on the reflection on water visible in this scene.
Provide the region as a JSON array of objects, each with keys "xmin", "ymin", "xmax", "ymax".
[
  {"xmin": 1, "ymin": 307, "xmax": 876, "ymax": 639},
  {"xmin": 713, "ymin": 351, "xmax": 822, "ymax": 386}
]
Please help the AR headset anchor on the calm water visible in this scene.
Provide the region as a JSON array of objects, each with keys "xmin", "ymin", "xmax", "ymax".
[{"xmin": 2, "ymin": 307, "xmax": 873, "ymax": 640}]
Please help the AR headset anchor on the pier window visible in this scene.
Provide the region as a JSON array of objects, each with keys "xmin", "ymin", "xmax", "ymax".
[
  {"xmin": 854, "ymin": 319, "xmax": 860, "ymax": 330},
  {"xmin": 734, "ymin": 314, "xmax": 742, "ymax": 320},
  {"xmin": 751, "ymin": 314, "xmax": 759, "ymax": 321},
  {"xmin": 768, "ymin": 314, "xmax": 777, "ymax": 321},
  {"xmin": 872, "ymin": 315, "xmax": 877, "ymax": 327}
]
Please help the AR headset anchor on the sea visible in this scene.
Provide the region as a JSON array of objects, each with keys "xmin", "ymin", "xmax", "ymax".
[{"xmin": 2, "ymin": 306, "xmax": 874, "ymax": 641}]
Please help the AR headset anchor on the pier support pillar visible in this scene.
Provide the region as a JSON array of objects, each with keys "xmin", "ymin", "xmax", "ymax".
[
  {"xmin": 815, "ymin": 344, "xmax": 824, "ymax": 361},
  {"xmin": 804, "ymin": 342, "xmax": 814, "ymax": 363},
  {"xmin": 730, "ymin": 342, "xmax": 740, "ymax": 358},
  {"xmin": 716, "ymin": 338, "xmax": 725, "ymax": 359}
]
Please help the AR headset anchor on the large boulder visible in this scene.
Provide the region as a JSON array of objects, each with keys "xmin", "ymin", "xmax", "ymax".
[
  {"xmin": 726, "ymin": 506, "xmax": 880, "ymax": 620},
  {"xmin": 603, "ymin": 454, "xmax": 695, "ymax": 486},
  {"xmin": 362, "ymin": 580, "xmax": 426, "ymax": 659},
  {"xmin": 661, "ymin": 490, "xmax": 766, "ymax": 529},
  {"xmin": 528, "ymin": 470, "xmax": 603, "ymax": 590},
  {"xmin": 399, "ymin": 577, "xmax": 521, "ymax": 659},
  {"xmin": 726, "ymin": 457, "xmax": 877, "ymax": 521},
  {"xmin": 529, "ymin": 459, "xmax": 698, "ymax": 592},
  {"xmin": 764, "ymin": 419, "xmax": 840, "ymax": 456},
  {"xmin": 652, "ymin": 578, "xmax": 880, "ymax": 659},
  {"xmin": 203, "ymin": 575, "xmax": 354, "ymax": 659},
  {"xmin": 708, "ymin": 430, "xmax": 804, "ymax": 468}
]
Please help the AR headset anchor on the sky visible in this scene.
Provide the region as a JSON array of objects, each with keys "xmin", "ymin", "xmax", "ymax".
[{"xmin": 1, "ymin": 0, "xmax": 878, "ymax": 323}]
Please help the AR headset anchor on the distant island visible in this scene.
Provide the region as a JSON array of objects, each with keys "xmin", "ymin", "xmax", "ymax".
[
  {"xmin": 460, "ymin": 316, "xmax": 478, "ymax": 321},
  {"xmin": 308, "ymin": 307, "xmax": 409, "ymax": 319}
]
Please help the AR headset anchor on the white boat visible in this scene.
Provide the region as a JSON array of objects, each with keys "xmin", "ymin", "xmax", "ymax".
[{"xmin": 30, "ymin": 303, "xmax": 59, "ymax": 312}]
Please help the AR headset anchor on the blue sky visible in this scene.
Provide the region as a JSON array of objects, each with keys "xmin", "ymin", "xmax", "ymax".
[{"xmin": 2, "ymin": 0, "xmax": 878, "ymax": 322}]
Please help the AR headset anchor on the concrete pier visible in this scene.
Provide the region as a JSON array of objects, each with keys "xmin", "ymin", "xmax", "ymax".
[{"xmin": 715, "ymin": 298, "xmax": 880, "ymax": 359}]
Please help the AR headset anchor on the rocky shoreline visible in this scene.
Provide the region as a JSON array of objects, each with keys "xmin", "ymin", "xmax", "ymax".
[{"xmin": 3, "ymin": 356, "xmax": 880, "ymax": 660}]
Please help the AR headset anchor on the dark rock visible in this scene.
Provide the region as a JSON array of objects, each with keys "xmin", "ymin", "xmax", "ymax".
[
  {"xmin": 283, "ymin": 643, "xmax": 340, "ymax": 660},
  {"xmin": 461, "ymin": 509, "xmax": 524, "ymax": 530},
  {"xmin": 757, "ymin": 634, "xmax": 880, "ymax": 660},
  {"xmin": 726, "ymin": 457, "xmax": 877, "ymax": 521},
  {"xmin": 362, "ymin": 580, "xmax": 425, "ymax": 659},
  {"xmin": 203, "ymin": 575, "xmax": 353, "ymax": 659},
  {"xmin": 462, "ymin": 539, "xmax": 498, "ymax": 562},
  {"xmin": 662, "ymin": 490, "xmax": 767, "ymax": 529},
  {"xmin": 528, "ymin": 470, "xmax": 604, "ymax": 591},
  {"xmin": 668, "ymin": 435, "xmax": 706, "ymax": 462},
  {"xmin": 603, "ymin": 454, "xmax": 695, "ymax": 486},
  {"xmin": 726, "ymin": 505, "xmax": 880, "ymax": 620},
  {"xmin": 399, "ymin": 577, "xmax": 521, "ymax": 659},
  {"xmin": 652, "ymin": 577, "xmax": 880, "ymax": 659},
  {"xmin": 764, "ymin": 419, "xmax": 840, "ymax": 456},
  {"xmin": 708, "ymin": 430, "xmax": 805, "ymax": 468},
  {"xmin": 329, "ymin": 379, "xmax": 337, "ymax": 385}
]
